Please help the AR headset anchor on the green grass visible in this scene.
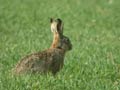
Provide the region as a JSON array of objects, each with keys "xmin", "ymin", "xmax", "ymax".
[{"xmin": 0, "ymin": 0, "xmax": 120, "ymax": 90}]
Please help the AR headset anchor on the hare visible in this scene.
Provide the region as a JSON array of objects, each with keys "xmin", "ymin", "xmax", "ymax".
[{"xmin": 13, "ymin": 18, "xmax": 72, "ymax": 75}]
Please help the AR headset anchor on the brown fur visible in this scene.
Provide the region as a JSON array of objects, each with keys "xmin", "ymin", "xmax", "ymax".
[
  {"xmin": 50, "ymin": 32, "xmax": 60, "ymax": 48},
  {"xmin": 14, "ymin": 49, "xmax": 65, "ymax": 75}
]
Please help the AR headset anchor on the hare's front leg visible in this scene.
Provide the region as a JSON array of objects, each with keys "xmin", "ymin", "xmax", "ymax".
[{"xmin": 51, "ymin": 59, "xmax": 64, "ymax": 75}]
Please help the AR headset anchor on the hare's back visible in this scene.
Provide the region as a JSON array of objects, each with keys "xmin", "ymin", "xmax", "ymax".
[
  {"xmin": 14, "ymin": 50, "xmax": 52, "ymax": 74},
  {"xmin": 14, "ymin": 49, "xmax": 64, "ymax": 74}
]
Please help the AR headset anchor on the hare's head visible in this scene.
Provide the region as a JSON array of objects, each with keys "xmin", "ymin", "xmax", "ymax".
[
  {"xmin": 50, "ymin": 18, "xmax": 63, "ymax": 35},
  {"xmin": 50, "ymin": 18, "xmax": 72, "ymax": 51},
  {"xmin": 59, "ymin": 36, "xmax": 72, "ymax": 52}
]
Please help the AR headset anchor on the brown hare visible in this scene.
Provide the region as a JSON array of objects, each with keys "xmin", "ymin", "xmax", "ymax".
[{"xmin": 13, "ymin": 18, "xmax": 72, "ymax": 75}]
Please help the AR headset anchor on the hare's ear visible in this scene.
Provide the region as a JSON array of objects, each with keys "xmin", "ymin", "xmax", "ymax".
[
  {"xmin": 57, "ymin": 18, "xmax": 63, "ymax": 35},
  {"xmin": 50, "ymin": 18, "xmax": 53, "ymax": 23}
]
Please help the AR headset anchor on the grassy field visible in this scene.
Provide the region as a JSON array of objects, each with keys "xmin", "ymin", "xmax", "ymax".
[{"xmin": 0, "ymin": 0, "xmax": 120, "ymax": 90}]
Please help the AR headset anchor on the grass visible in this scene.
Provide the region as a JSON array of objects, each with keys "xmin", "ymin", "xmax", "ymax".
[{"xmin": 0, "ymin": 0, "xmax": 120, "ymax": 90}]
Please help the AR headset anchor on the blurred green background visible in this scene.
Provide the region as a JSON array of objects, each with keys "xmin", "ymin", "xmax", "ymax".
[{"xmin": 0, "ymin": 0, "xmax": 120, "ymax": 90}]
